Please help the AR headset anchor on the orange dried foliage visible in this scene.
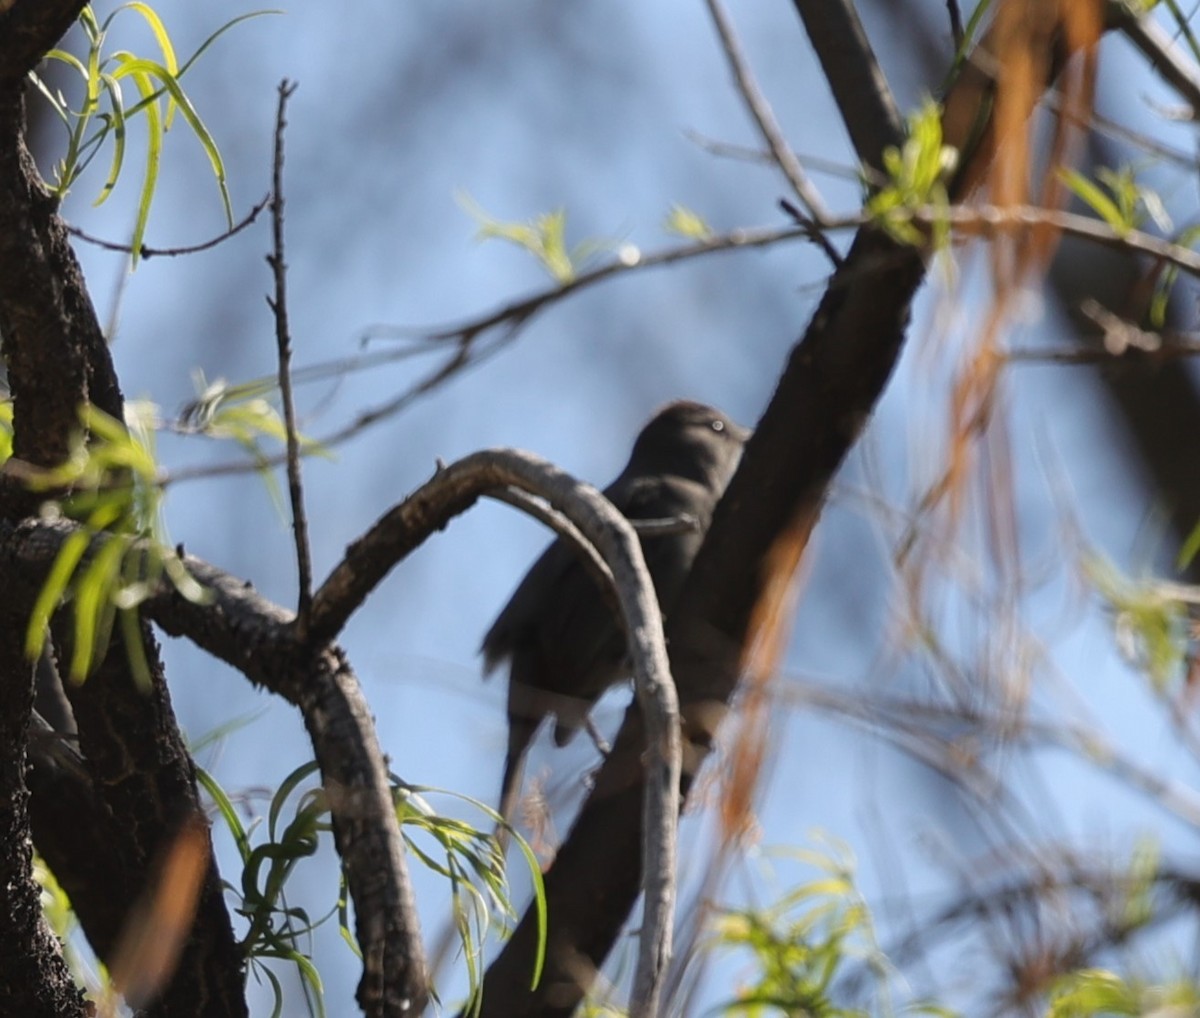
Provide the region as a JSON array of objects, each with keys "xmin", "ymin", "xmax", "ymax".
[
  {"xmin": 101, "ymin": 816, "xmax": 210, "ymax": 1015},
  {"xmin": 717, "ymin": 516, "xmax": 811, "ymax": 845},
  {"xmin": 915, "ymin": 1, "xmax": 1101, "ymax": 586}
]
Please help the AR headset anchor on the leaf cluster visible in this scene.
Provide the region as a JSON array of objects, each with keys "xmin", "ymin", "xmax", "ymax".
[
  {"xmin": 865, "ymin": 100, "xmax": 957, "ymax": 248},
  {"xmin": 29, "ymin": 4, "xmax": 273, "ymax": 261},
  {"xmin": 21, "ymin": 405, "xmax": 207, "ymax": 685}
]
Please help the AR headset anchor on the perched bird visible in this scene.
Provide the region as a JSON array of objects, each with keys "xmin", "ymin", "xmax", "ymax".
[{"xmin": 481, "ymin": 400, "xmax": 749, "ymax": 822}]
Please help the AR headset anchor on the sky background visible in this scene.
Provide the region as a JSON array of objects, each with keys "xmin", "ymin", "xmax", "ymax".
[{"xmin": 31, "ymin": 1, "xmax": 1200, "ymax": 1012}]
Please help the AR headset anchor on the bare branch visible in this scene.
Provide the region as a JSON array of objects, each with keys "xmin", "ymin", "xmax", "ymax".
[
  {"xmin": 160, "ymin": 222, "xmax": 818, "ymax": 485},
  {"xmin": 153, "ymin": 189, "xmax": 1200, "ymax": 503},
  {"xmin": 265, "ymin": 80, "xmax": 312, "ymax": 620},
  {"xmin": 66, "ymin": 194, "xmax": 270, "ymax": 259},
  {"xmin": 682, "ymin": 129, "xmax": 866, "ymax": 181},
  {"xmin": 702, "ymin": 0, "xmax": 841, "ymax": 266}
]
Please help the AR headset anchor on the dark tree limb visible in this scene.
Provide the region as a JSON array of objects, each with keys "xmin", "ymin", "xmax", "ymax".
[
  {"xmin": 0, "ymin": 31, "xmax": 245, "ymax": 1013},
  {"xmin": 0, "ymin": 0, "xmax": 88, "ymax": 92},
  {"xmin": 791, "ymin": 0, "xmax": 905, "ymax": 175},
  {"xmin": 55, "ymin": 615, "xmax": 249, "ymax": 1018},
  {"xmin": 474, "ymin": 5, "xmax": 918, "ymax": 1012},
  {"xmin": 26, "ymin": 708, "xmax": 131, "ymax": 965},
  {"xmin": 473, "ymin": 229, "xmax": 927, "ymax": 1018},
  {"xmin": 0, "ymin": 582, "xmax": 89, "ymax": 1017},
  {"xmin": 0, "ymin": 93, "xmax": 119, "ymax": 484}
]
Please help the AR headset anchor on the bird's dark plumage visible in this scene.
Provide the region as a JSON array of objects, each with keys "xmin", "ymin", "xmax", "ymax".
[{"xmin": 481, "ymin": 400, "xmax": 749, "ymax": 823}]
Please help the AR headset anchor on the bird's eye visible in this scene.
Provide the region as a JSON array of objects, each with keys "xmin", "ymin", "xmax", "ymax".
[{"xmin": 711, "ymin": 419, "xmax": 724, "ymax": 433}]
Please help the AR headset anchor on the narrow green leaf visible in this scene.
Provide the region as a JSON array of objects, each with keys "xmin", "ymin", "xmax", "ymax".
[
  {"xmin": 112, "ymin": 55, "xmax": 233, "ymax": 226},
  {"xmin": 1059, "ymin": 167, "xmax": 1130, "ymax": 233},
  {"xmin": 269, "ymin": 761, "xmax": 321, "ymax": 841},
  {"xmin": 95, "ymin": 73, "xmax": 128, "ymax": 206},
  {"xmin": 123, "ymin": 2, "xmax": 180, "ymax": 126},
  {"xmin": 196, "ymin": 766, "xmax": 253, "ymax": 863},
  {"xmin": 26, "ymin": 531, "xmax": 90, "ymax": 661},
  {"xmin": 70, "ymin": 535, "xmax": 126, "ymax": 680}
]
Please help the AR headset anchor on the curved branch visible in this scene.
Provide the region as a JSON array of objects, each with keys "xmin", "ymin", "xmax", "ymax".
[
  {"xmin": 484, "ymin": 486, "xmax": 619, "ymax": 621},
  {"xmin": 304, "ymin": 448, "xmax": 681, "ymax": 1011}
]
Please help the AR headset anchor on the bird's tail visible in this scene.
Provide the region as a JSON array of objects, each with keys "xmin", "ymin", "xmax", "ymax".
[{"xmin": 494, "ymin": 714, "xmax": 537, "ymax": 855}]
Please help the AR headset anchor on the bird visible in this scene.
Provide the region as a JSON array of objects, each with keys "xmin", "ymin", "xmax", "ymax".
[{"xmin": 481, "ymin": 400, "xmax": 749, "ymax": 825}]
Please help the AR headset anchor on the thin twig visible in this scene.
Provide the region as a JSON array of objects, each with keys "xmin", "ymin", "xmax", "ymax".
[
  {"xmin": 783, "ymin": 680, "xmax": 1200, "ymax": 829},
  {"xmin": 1109, "ymin": 0, "xmax": 1200, "ymax": 115},
  {"xmin": 157, "ymin": 222, "xmax": 818, "ymax": 485},
  {"xmin": 946, "ymin": 0, "xmax": 964, "ymax": 49},
  {"xmin": 1004, "ymin": 340, "xmax": 1200, "ymax": 365},
  {"xmin": 67, "ymin": 195, "xmax": 270, "ymax": 259},
  {"xmin": 682, "ymin": 128, "xmax": 869, "ymax": 182},
  {"xmin": 703, "ymin": 0, "xmax": 841, "ymax": 267},
  {"xmin": 161, "ymin": 198, "xmax": 1200, "ymax": 489},
  {"xmin": 1046, "ymin": 92, "xmax": 1199, "ymax": 169},
  {"xmin": 266, "ymin": 80, "xmax": 312, "ymax": 620},
  {"xmin": 913, "ymin": 201, "xmax": 1200, "ymax": 275}
]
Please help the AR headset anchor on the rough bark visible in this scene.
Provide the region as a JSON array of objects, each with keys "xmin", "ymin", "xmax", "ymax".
[{"xmin": 0, "ymin": 11, "xmax": 246, "ymax": 1014}]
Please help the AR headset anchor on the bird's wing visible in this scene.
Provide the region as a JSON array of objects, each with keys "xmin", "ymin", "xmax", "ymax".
[
  {"xmin": 618, "ymin": 475, "xmax": 711, "ymax": 613},
  {"xmin": 480, "ymin": 534, "xmax": 578, "ymax": 674}
]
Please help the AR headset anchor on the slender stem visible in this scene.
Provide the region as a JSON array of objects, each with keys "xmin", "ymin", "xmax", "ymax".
[
  {"xmin": 267, "ymin": 79, "xmax": 312, "ymax": 620},
  {"xmin": 703, "ymin": 0, "xmax": 841, "ymax": 267}
]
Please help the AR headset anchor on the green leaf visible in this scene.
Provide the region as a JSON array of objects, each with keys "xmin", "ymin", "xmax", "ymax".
[
  {"xmin": 1060, "ymin": 167, "xmax": 1132, "ymax": 234},
  {"xmin": 109, "ymin": 59, "xmax": 161, "ymax": 263},
  {"xmin": 69, "ymin": 533, "xmax": 127, "ymax": 681},
  {"xmin": 111, "ymin": 55, "xmax": 233, "ymax": 227},
  {"xmin": 198, "ymin": 767, "xmax": 253, "ymax": 864},
  {"xmin": 25, "ymin": 530, "xmax": 90, "ymax": 662},
  {"xmin": 663, "ymin": 203, "xmax": 713, "ymax": 239}
]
